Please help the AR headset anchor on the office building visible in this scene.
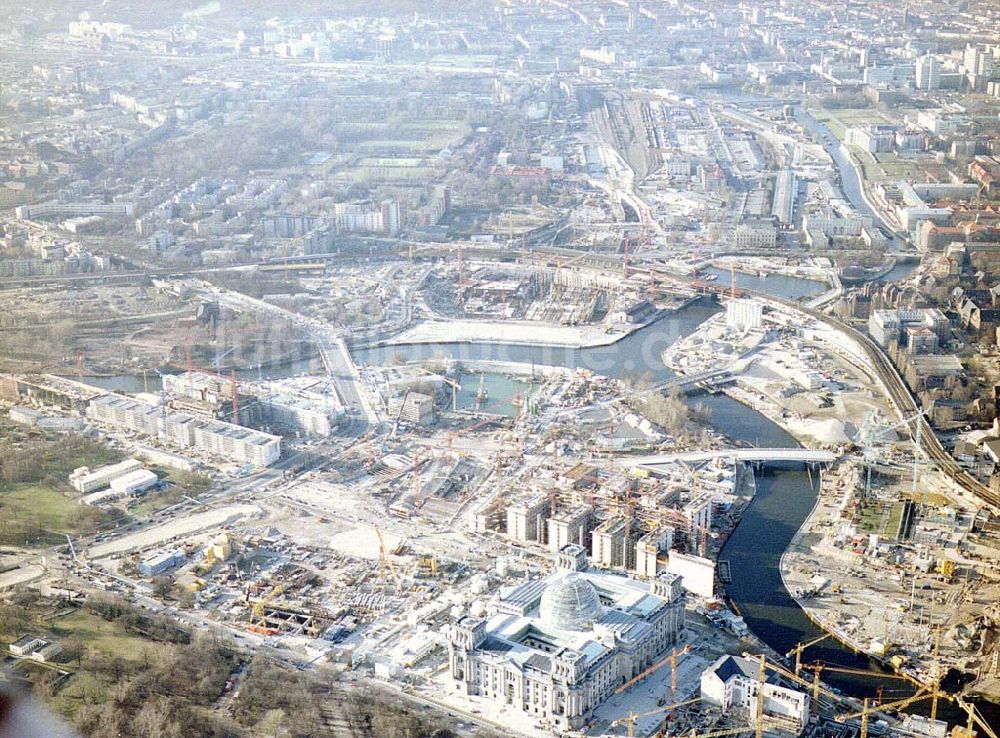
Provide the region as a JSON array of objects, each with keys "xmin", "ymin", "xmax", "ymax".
[
  {"xmin": 701, "ymin": 655, "xmax": 810, "ymax": 731},
  {"xmin": 915, "ymin": 55, "xmax": 941, "ymax": 90},
  {"xmin": 507, "ymin": 495, "xmax": 551, "ymax": 544},
  {"xmin": 547, "ymin": 505, "xmax": 591, "ymax": 551},
  {"xmin": 138, "ymin": 549, "xmax": 186, "ymax": 577},
  {"xmin": 868, "ymin": 309, "xmax": 949, "ymax": 349},
  {"xmin": 398, "ymin": 392, "xmax": 435, "ymax": 425},
  {"xmin": 109, "ymin": 469, "xmax": 159, "ymax": 496}
]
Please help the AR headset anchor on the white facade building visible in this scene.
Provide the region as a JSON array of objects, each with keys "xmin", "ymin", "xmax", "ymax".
[
  {"xmin": 69, "ymin": 459, "xmax": 143, "ymax": 494},
  {"xmin": 701, "ymin": 655, "xmax": 810, "ymax": 731},
  {"xmin": 109, "ymin": 469, "xmax": 159, "ymax": 496},
  {"xmin": 915, "ymin": 55, "xmax": 941, "ymax": 90},
  {"xmin": 725, "ymin": 299, "xmax": 763, "ymax": 331},
  {"xmin": 666, "ymin": 550, "xmax": 716, "ymax": 598},
  {"xmin": 265, "ymin": 392, "xmax": 337, "ymax": 436},
  {"xmin": 445, "ymin": 545, "xmax": 685, "ymax": 732},
  {"xmin": 732, "ymin": 224, "xmax": 777, "ymax": 250},
  {"xmin": 86, "ymin": 394, "xmax": 281, "ymax": 467}
]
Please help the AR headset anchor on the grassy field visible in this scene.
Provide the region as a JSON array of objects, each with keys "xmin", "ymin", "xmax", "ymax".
[
  {"xmin": 873, "ymin": 153, "xmax": 952, "ymax": 183},
  {"xmin": 0, "ymin": 484, "xmax": 85, "ymax": 546},
  {"xmin": 855, "ymin": 503, "xmax": 885, "ymax": 533},
  {"xmin": 807, "ymin": 105, "xmax": 896, "ymax": 142},
  {"xmin": 49, "ymin": 609, "xmax": 171, "ymax": 664},
  {"xmin": 0, "ymin": 421, "xmax": 125, "ymax": 546},
  {"xmin": 44, "ymin": 608, "xmax": 177, "ymax": 722},
  {"xmin": 884, "ymin": 501, "xmax": 905, "ymax": 538}
]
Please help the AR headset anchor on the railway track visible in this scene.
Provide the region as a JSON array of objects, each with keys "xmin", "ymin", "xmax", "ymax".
[
  {"xmin": 787, "ymin": 299, "xmax": 1000, "ymax": 512},
  {"xmin": 635, "ymin": 263, "xmax": 999, "ymax": 512}
]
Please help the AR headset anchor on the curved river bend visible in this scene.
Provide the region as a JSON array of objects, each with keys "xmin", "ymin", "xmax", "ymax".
[
  {"xmin": 80, "ymin": 278, "xmax": 994, "ymax": 728},
  {"xmin": 354, "ymin": 300, "xmax": 997, "ymax": 729}
]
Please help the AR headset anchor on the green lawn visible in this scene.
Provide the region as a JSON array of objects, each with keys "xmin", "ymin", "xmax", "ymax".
[
  {"xmin": 46, "ymin": 609, "xmax": 175, "ymax": 720},
  {"xmin": 885, "ymin": 501, "xmax": 905, "ymax": 538},
  {"xmin": 855, "ymin": 503, "xmax": 885, "ymax": 534},
  {"xmin": 49, "ymin": 609, "xmax": 170, "ymax": 664},
  {"xmin": 0, "ymin": 484, "xmax": 83, "ymax": 546},
  {"xmin": 806, "ymin": 105, "xmax": 896, "ymax": 143}
]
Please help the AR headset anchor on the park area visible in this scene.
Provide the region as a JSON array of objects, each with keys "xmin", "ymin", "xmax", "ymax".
[{"xmin": 0, "ymin": 420, "xmax": 123, "ymax": 546}]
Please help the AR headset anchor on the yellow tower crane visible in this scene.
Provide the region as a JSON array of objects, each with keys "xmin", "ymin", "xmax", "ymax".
[
  {"xmin": 611, "ymin": 697, "xmax": 700, "ymax": 738},
  {"xmin": 887, "ymin": 627, "xmax": 950, "ymax": 721},
  {"xmin": 248, "ymin": 583, "xmax": 285, "ymax": 634},
  {"xmin": 615, "ymin": 644, "xmax": 691, "ymax": 698},
  {"xmin": 835, "ymin": 688, "xmax": 940, "ymax": 738},
  {"xmin": 785, "ymin": 633, "xmax": 831, "ymax": 676},
  {"xmin": 956, "ymin": 695, "xmax": 999, "ymax": 738},
  {"xmin": 375, "ymin": 527, "xmax": 400, "ymax": 584}
]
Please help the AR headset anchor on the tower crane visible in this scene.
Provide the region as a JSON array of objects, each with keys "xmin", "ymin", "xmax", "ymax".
[
  {"xmin": 615, "ymin": 644, "xmax": 691, "ymax": 697},
  {"xmin": 786, "ymin": 634, "xmax": 831, "ymax": 676},
  {"xmin": 247, "ymin": 583, "xmax": 285, "ymax": 635},
  {"xmin": 414, "ymin": 366, "xmax": 461, "ymax": 413},
  {"xmin": 741, "ymin": 652, "xmax": 841, "ymax": 713},
  {"xmin": 835, "ymin": 688, "xmax": 947, "ymax": 738},
  {"xmin": 803, "ymin": 661, "xmax": 914, "ymax": 697},
  {"xmin": 375, "ymin": 527, "xmax": 401, "ymax": 585},
  {"xmin": 611, "ymin": 697, "xmax": 699, "ymax": 738},
  {"xmin": 956, "ymin": 695, "xmax": 999, "ymax": 738},
  {"xmin": 855, "ymin": 411, "xmax": 930, "ymax": 503},
  {"xmin": 890, "ymin": 627, "xmax": 950, "ymax": 721}
]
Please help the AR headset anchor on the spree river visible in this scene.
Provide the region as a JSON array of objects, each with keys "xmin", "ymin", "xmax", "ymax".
[
  {"xmin": 81, "ymin": 272, "xmax": 993, "ymax": 727},
  {"xmin": 354, "ymin": 296, "xmax": 996, "ymax": 729}
]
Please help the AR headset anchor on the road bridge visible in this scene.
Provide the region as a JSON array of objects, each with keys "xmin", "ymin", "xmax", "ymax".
[
  {"xmin": 624, "ymin": 264, "xmax": 999, "ymax": 511},
  {"xmin": 626, "ymin": 448, "xmax": 838, "ymax": 467}
]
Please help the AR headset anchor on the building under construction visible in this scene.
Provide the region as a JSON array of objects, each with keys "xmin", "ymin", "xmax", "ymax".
[{"xmin": 478, "ymin": 459, "xmax": 729, "ymax": 580}]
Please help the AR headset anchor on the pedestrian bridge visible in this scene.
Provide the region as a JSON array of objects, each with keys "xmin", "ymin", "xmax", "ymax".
[{"xmin": 626, "ymin": 448, "xmax": 839, "ymax": 467}]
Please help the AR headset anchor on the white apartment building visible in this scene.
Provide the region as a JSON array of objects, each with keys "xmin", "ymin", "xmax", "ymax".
[
  {"xmin": 86, "ymin": 394, "xmax": 281, "ymax": 467},
  {"xmin": 191, "ymin": 419, "xmax": 281, "ymax": 467},
  {"xmin": 266, "ymin": 392, "xmax": 336, "ymax": 436},
  {"xmin": 69, "ymin": 459, "xmax": 143, "ymax": 494},
  {"xmin": 725, "ymin": 299, "xmax": 763, "ymax": 331}
]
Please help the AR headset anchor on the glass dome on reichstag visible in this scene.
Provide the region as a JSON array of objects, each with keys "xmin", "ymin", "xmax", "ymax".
[{"xmin": 539, "ymin": 572, "xmax": 601, "ymax": 631}]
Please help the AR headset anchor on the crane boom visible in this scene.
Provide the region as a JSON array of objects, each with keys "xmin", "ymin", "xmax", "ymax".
[
  {"xmin": 611, "ymin": 696, "xmax": 699, "ymax": 738},
  {"xmin": 786, "ymin": 634, "xmax": 830, "ymax": 675},
  {"xmin": 616, "ymin": 644, "xmax": 690, "ymax": 694},
  {"xmin": 741, "ymin": 652, "xmax": 840, "ymax": 699},
  {"xmin": 836, "ymin": 689, "xmax": 929, "ymax": 721}
]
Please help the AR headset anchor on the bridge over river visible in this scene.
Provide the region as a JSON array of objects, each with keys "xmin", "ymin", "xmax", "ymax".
[{"xmin": 626, "ymin": 447, "xmax": 839, "ymax": 467}]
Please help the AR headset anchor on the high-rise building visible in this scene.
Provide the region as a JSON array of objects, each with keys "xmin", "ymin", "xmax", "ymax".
[
  {"xmin": 726, "ymin": 299, "xmax": 764, "ymax": 331},
  {"xmin": 915, "ymin": 54, "xmax": 941, "ymax": 90}
]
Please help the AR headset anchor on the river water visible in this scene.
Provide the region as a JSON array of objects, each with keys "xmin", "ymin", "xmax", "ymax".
[
  {"xmin": 79, "ymin": 269, "xmax": 991, "ymax": 726},
  {"xmin": 700, "ymin": 267, "xmax": 828, "ymax": 301},
  {"xmin": 354, "ymin": 297, "xmax": 995, "ymax": 728}
]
